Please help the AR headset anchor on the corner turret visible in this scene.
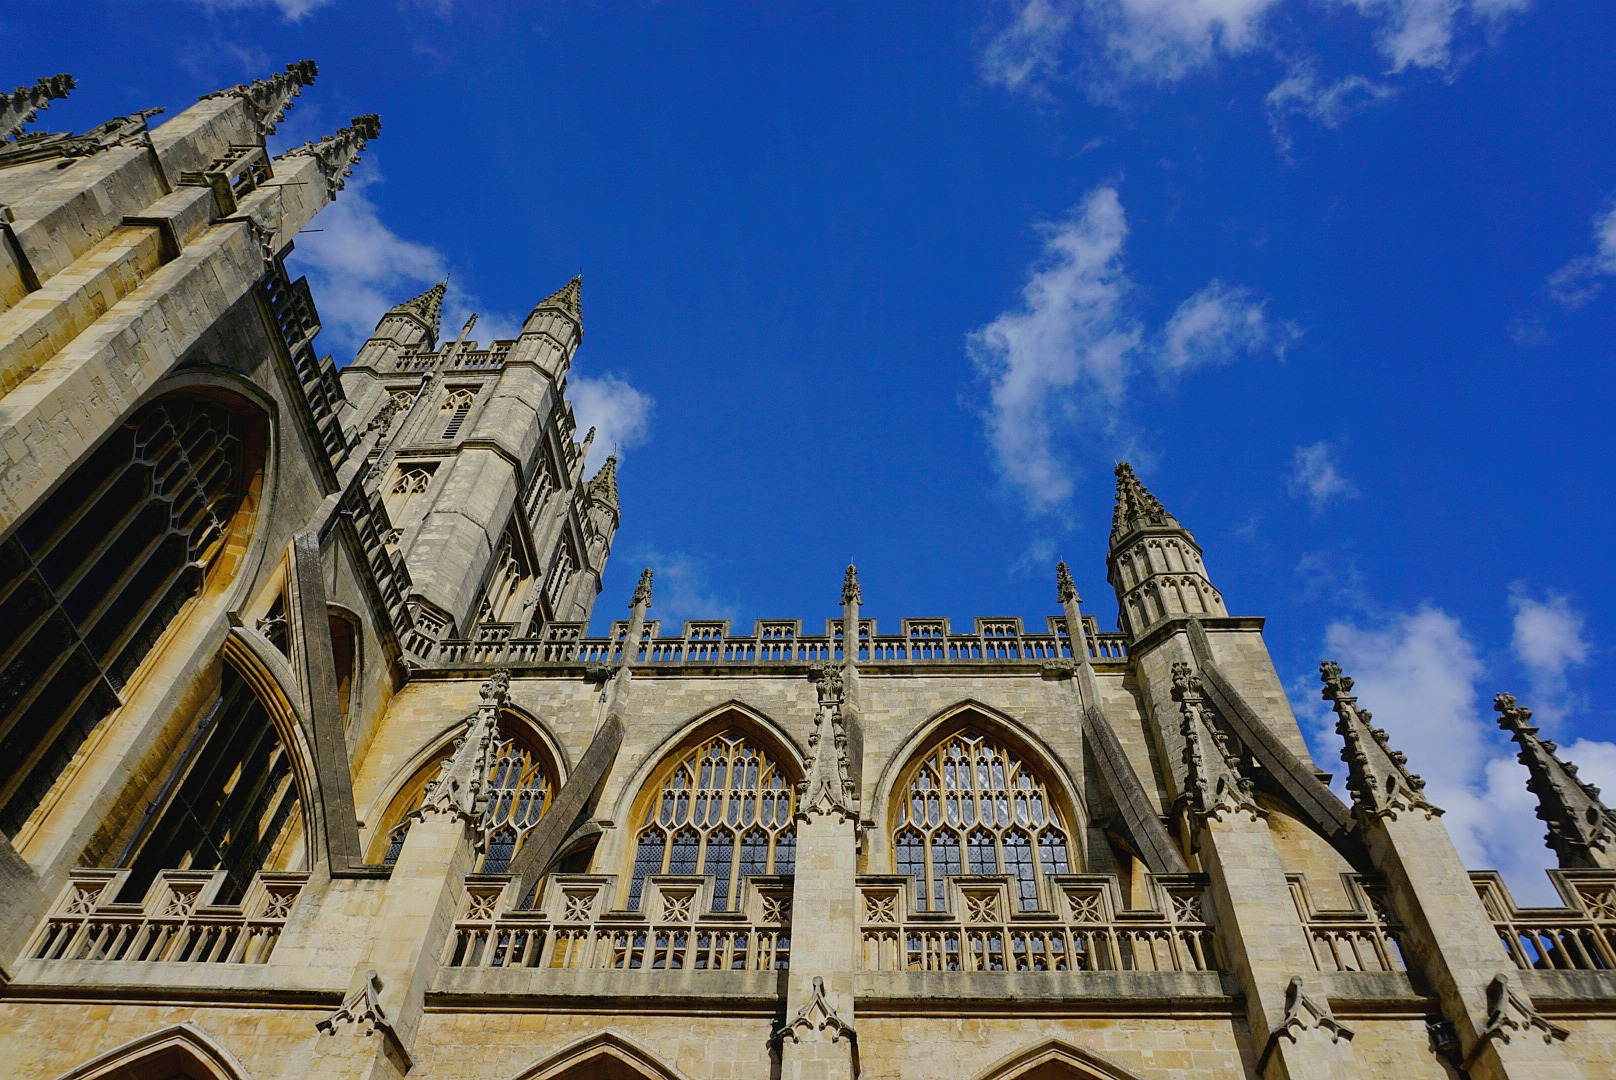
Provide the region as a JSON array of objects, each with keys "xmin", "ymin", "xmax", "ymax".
[
  {"xmin": 1106, "ymin": 463, "xmax": 1226, "ymax": 640},
  {"xmin": 506, "ymin": 275, "xmax": 583, "ymax": 379}
]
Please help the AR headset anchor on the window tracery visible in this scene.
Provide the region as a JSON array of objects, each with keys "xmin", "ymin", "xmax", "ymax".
[
  {"xmin": 386, "ymin": 465, "xmax": 434, "ymax": 521},
  {"xmin": 0, "ymin": 393, "xmax": 260, "ymax": 836},
  {"xmin": 626, "ymin": 732, "xmax": 797, "ymax": 911},
  {"xmin": 893, "ymin": 728, "xmax": 1074, "ymax": 911},
  {"xmin": 440, "ymin": 387, "xmax": 477, "ymax": 439}
]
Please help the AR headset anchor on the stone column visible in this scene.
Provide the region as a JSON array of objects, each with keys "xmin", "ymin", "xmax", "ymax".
[
  {"xmin": 1175, "ymin": 666, "xmax": 1357, "ymax": 1080},
  {"xmin": 1321, "ymin": 663, "xmax": 1585, "ymax": 1080},
  {"xmin": 777, "ymin": 656, "xmax": 860, "ymax": 1079}
]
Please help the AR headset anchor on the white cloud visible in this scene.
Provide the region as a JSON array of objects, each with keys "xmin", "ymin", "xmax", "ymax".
[
  {"xmin": 1314, "ymin": 604, "xmax": 1614, "ymax": 905},
  {"xmin": 969, "ymin": 187, "xmax": 1292, "ymax": 511},
  {"xmin": 620, "ymin": 549, "xmax": 741, "ymax": 634},
  {"xmin": 1288, "ymin": 441, "xmax": 1356, "ymax": 511},
  {"xmin": 1547, "ymin": 198, "xmax": 1616, "ymax": 311},
  {"xmin": 1265, "ymin": 62, "xmax": 1395, "ymax": 152},
  {"xmin": 569, "ymin": 374, "xmax": 653, "ymax": 472},
  {"xmin": 1159, "ymin": 280, "xmax": 1300, "ymax": 373},
  {"xmin": 1509, "ymin": 588, "xmax": 1590, "ymax": 725},
  {"xmin": 980, "ymin": 0, "xmax": 1080, "ymax": 94},
  {"xmin": 191, "ymin": 0, "xmax": 334, "ymax": 20}
]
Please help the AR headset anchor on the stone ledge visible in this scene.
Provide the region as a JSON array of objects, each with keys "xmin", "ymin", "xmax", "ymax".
[
  {"xmin": 854, "ymin": 969, "xmax": 1234, "ymax": 1011},
  {"xmin": 429, "ymin": 965, "xmax": 787, "ymax": 1008}
]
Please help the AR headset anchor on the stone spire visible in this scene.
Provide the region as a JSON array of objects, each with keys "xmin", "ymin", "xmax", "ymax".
[
  {"xmin": 1111, "ymin": 462, "xmax": 1181, "ymax": 546},
  {"xmin": 586, "ymin": 455, "xmax": 619, "ymax": 510},
  {"xmin": 1, "ymin": 74, "xmax": 74, "ymax": 142},
  {"xmin": 1320, "ymin": 661, "xmax": 1440, "ymax": 823},
  {"xmin": 630, "ymin": 567, "xmax": 653, "ymax": 610},
  {"xmin": 1495, "ymin": 692, "xmax": 1616, "ymax": 869},
  {"xmin": 535, "ymin": 275, "xmax": 582, "ymax": 323},
  {"xmin": 199, "ymin": 60, "xmax": 317, "ymax": 138},
  {"xmin": 1173, "ymin": 662, "xmax": 1260, "ymax": 823},
  {"xmin": 284, "ymin": 114, "xmax": 381, "ymax": 198},
  {"xmin": 410, "ymin": 670, "xmax": 508, "ymax": 831},
  {"xmin": 841, "ymin": 564, "xmax": 861, "ymax": 606},
  {"xmin": 392, "ymin": 281, "xmax": 446, "ymax": 342},
  {"xmin": 1055, "ymin": 560, "xmax": 1079, "ymax": 604}
]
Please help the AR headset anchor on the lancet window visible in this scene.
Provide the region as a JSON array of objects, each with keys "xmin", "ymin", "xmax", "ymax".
[
  {"xmin": 0, "ymin": 393, "xmax": 260, "ymax": 837},
  {"xmin": 626, "ymin": 732, "xmax": 797, "ymax": 911},
  {"xmin": 440, "ymin": 387, "xmax": 477, "ymax": 439},
  {"xmin": 893, "ymin": 729, "xmax": 1074, "ymax": 911},
  {"xmin": 386, "ymin": 464, "xmax": 434, "ymax": 521},
  {"xmin": 379, "ymin": 718, "xmax": 555, "ymax": 874},
  {"xmin": 118, "ymin": 667, "xmax": 300, "ymax": 904},
  {"xmin": 476, "ymin": 526, "xmax": 532, "ymax": 629}
]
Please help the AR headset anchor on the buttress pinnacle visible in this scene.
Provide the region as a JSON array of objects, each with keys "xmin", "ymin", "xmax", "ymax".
[
  {"xmin": 392, "ymin": 281, "xmax": 446, "ymax": 344},
  {"xmin": 1111, "ymin": 462, "xmax": 1180, "ymax": 545},
  {"xmin": 535, "ymin": 275, "xmax": 583, "ymax": 324},
  {"xmin": 1, "ymin": 74, "xmax": 75, "ymax": 143},
  {"xmin": 587, "ymin": 454, "xmax": 619, "ymax": 509}
]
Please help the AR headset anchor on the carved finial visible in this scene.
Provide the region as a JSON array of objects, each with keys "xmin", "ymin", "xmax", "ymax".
[
  {"xmin": 631, "ymin": 567, "xmax": 654, "ymax": 610},
  {"xmin": 478, "ymin": 669, "xmax": 511, "ymax": 707},
  {"xmin": 411, "ymin": 688, "xmax": 504, "ymax": 830},
  {"xmin": 535, "ymin": 275, "xmax": 583, "ymax": 323},
  {"xmin": 798, "ymin": 665, "xmax": 857, "ymax": 822},
  {"xmin": 587, "ymin": 455, "xmax": 619, "ymax": 509},
  {"xmin": 842, "ymin": 564, "xmax": 861, "ymax": 606},
  {"xmin": 1320, "ymin": 660, "xmax": 1440, "ymax": 823},
  {"xmin": 1175, "ymin": 661, "xmax": 1259, "ymax": 823},
  {"xmin": 580, "ymin": 426, "xmax": 597, "ymax": 455},
  {"xmin": 284, "ymin": 113, "xmax": 381, "ymax": 198},
  {"xmin": 1, "ymin": 74, "xmax": 74, "ymax": 142},
  {"xmin": 1495, "ymin": 692, "xmax": 1616, "ymax": 868},
  {"xmin": 1056, "ymin": 560, "xmax": 1079, "ymax": 604},
  {"xmin": 389, "ymin": 280, "xmax": 446, "ymax": 345},
  {"xmin": 200, "ymin": 60, "xmax": 318, "ymax": 137},
  {"xmin": 1111, "ymin": 462, "xmax": 1180, "ymax": 545}
]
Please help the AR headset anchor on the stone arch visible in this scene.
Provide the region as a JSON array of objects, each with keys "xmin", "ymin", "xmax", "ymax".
[
  {"xmin": 869, "ymin": 699, "xmax": 1088, "ymax": 872},
  {"xmin": 54, "ymin": 1022, "xmax": 251, "ymax": 1080},
  {"xmin": 975, "ymin": 1040, "xmax": 1148, "ymax": 1080},
  {"xmin": 363, "ymin": 703, "xmax": 569, "ymax": 868},
  {"xmin": 511, "ymin": 1031, "xmax": 690, "ymax": 1080}
]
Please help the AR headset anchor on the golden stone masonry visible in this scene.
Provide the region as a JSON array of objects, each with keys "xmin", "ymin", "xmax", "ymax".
[{"xmin": 1, "ymin": 64, "xmax": 1614, "ymax": 1080}]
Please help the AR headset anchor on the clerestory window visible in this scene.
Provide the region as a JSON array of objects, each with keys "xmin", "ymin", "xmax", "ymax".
[{"xmin": 893, "ymin": 728, "xmax": 1074, "ymax": 911}]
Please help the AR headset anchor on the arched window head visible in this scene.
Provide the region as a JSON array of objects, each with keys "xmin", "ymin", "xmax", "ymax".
[
  {"xmin": 0, "ymin": 391, "xmax": 263, "ymax": 837},
  {"xmin": 386, "ymin": 464, "xmax": 435, "ymax": 523},
  {"xmin": 440, "ymin": 387, "xmax": 477, "ymax": 439},
  {"xmin": 476, "ymin": 526, "xmax": 532, "ymax": 629},
  {"xmin": 893, "ymin": 727, "xmax": 1075, "ymax": 911},
  {"xmin": 378, "ymin": 715, "xmax": 556, "ymax": 874},
  {"xmin": 626, "ymin": 730, "xmax": 797, "ymax": 911}
]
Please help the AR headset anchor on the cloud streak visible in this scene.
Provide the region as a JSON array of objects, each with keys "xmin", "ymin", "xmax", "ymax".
[
  {"xmin": 1288, "ymin": 441, "xmax": 1356, "ymax": 512},
  {"xmin": 1547, "ymin": 196, "xmax": 1616, "ymax": 310},
  {"xmin": 968, "ymin": 187, "xmax": 1293, "ymax": 511}
]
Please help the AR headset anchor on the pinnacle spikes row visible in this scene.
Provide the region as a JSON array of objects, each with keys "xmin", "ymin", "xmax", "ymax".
[
  {"xmin": 1, "ymin": 73, "xmax": 75, "ymax": 143},
  {"xmin": 536, "ymin": 275, "xmax": 583, "ymax": 323},
  {"xmin": 200, "ymin": 60, "xmax": 318, "ymax": 137},
  {"xmin": 284, "ymin": 114, "xmax": 381, "ymax": 198},
  {"xmin": 1110, "ymin": 462, "xmax": 1179, "ymax": 543},
  {"xmin": 1319, "ymin": 658, "xmax": 1440, "ymax": 821}
]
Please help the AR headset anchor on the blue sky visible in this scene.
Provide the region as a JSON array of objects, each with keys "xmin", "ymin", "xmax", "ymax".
[{"xmin": 11, "ymin": 0, "xmax": 1615, "ymax": 899}]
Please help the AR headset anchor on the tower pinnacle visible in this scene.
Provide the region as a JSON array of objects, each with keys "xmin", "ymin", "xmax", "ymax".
[
  {"xmin": 587, "ymin": 454, "xmax": 619, "ymax": 510},
  {"xmin": 1495, "ymin": 692, "xmax": 1616, "ymax": 868},
  {"xmin": 1, "ymin": 74, "xmax": 75, "ymax": 142},
  {"xmin": 391, "ymin": 281, "xmax": 446, "ymax": 344},
  {"xmin": 1111, "ymin": 462, "xmax": 1180, "ymax": 546},
  {"xmin": 199, "ymin": 60, "xmax": 317, "ymax": 138},
  {"xmin": 535, "ymin": 275, "xmax": 582, "ymax": 323}
]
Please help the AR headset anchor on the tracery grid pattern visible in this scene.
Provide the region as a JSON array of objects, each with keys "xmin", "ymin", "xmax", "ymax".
[
  {"xmin": 383, "ymin": 723, "xmax": 554, "ymax": 873},
  {"xmin": 627, "ymin": 733, "xmax": 797, "ymax": 911},
  {"xmin": 0, "ymin": 395, "xmax": 250, "ymax": 835},
  {"xmin": 894, "ymin": 730, "xmax": 1072, "ymax": 911}
]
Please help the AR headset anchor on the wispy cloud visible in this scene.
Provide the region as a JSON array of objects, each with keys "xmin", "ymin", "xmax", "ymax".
[
  {"xmin": 620, "ymin": 549, "xmax": 742, "ymax": 634},
  {"xmin": 1312, "ymin": 602, "xmax": 1614, "ymax": 904},
  {"xmin": 1547, "ymin": 196, "xmax": 1616, "ymax": 310},
  {"xmin": 1288, "ymin": 440, "xmax": 1356, "ymax": 512},
  {"xmin": 968, "ymin": 187, "xmax": 1292, "ymax": 511},
  {"xmin": 1509, "ymin": 587, "xmax": 1590, "ymax": 725},
  {"xmin": 1265, "ymin": 62, "xmax": 1395, "ymax": 154},
  {"xmin": 190, "ymin": 0, "xmax": 335, "ymax": 21},
  {"xmin": 570, "ymin": 375, "xmax": 653, "ymax": 472}
]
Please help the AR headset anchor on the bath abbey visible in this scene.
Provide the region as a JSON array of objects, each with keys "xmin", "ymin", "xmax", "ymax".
[{"xmin": 4, "ymin": 61, "xmax": 1616, "ymax": 1080}]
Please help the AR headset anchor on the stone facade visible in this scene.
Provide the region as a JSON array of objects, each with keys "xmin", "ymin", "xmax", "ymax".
[{"xmin": 1, "ymin": 63, "xmax": 1614, "ymax": 1080}]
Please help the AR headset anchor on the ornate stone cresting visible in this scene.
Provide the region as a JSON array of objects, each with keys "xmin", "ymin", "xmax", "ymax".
[
  {"xmin": 1111, "ymin": 462, "xmax": 1180, "ymax": 544},
  {"xmin": 1174, "ymin": 662, "xmax": 1260, "ymax": 823},
  {"xmin": 775, "ymin": 976, "xmax": 857, "ymax": 1047},
  {"xmin": 0, "ymin": 107, "xmax": 164, "ymax": 166},
  {"xmin": 284, "ymin": 114, "xmax": 381, "ymax": 197},
  {"xmin": 1, "ymin": 74, "xmax": 75, "ymax": 142},
  {"xmin": 841, "ymin": 563, "xmax": 861, "ymax": 607},
  {"xmin": 199, "ymin": 60, "xmax": 318, "ymax": 137},
  {"xmin": 1320, "ymin": 660, "xmax": 1440, "ymax": 823},
  {"xmin": 1468, "ymin": 972, "xmax": 1570, "ymax": 1063},
  {"xmin": 409, "ymin": 670, "xmax": 509, "ymax": 831},
  {"xmin": 1495, "ymin": 692, "xmax": 1616, "ymax": 868},
  {"xmin": 1055, "ymin": 560, "xmax": 1079, "ymax": 604},
  {"xmin": 798, "ymin": 663, "xmax": 857, "ymax": 821}
]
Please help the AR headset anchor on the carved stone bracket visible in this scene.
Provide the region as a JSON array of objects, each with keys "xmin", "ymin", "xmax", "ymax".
[
  {"xmin": 1465, "ymin": 972, "xmax": 1570, "ymax": 1066},
  {"xmin": 316, "ymin": 970, "xmax": 413, "ymax": 1067},
  {"xmin": 775, "ymin": 976, "xmax": 857, "ymax": 1048},
  {"xmin": 1259, "ymin": 976, "xmax": 1354, "ymax": 1070}
]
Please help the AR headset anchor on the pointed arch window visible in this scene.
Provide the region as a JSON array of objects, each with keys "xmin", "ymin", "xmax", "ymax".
[
  {"xmin": 476, "ymin": 525, "xmax": 532, "ymax": 630},
  {"xmin": 626, "ymin": 732, "xmax": 796, "ymax": 911},
  {"xmin": 440, "ymin": 387, "xmax": 477, "ymax": 439},
  {"xmin": 892, "ymin": 728, "xmax": 1075, "ymax": 911},
  {"xmin": 386, "ymin": 463, "xmax": 435, "ymax": 522},
  {"xmin": 0, "ymin": 392, "xmax": 262, "ymax": 837},
  {"xmin": 377, "ymin": 717, "xmax": 555, "ymax": 873}
]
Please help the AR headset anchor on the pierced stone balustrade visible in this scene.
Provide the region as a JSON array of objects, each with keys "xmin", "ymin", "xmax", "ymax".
[
  {"xmin": 30, "ymin": 869, "xmax": 304, "ymax": 965},
  {"xmin": 1289, "ymin": 874, "xmax": 1406, "ymax": 973},
  {"xmin": 857, "ymin": 874, "xmax": 1217, "ymax": 974},
  {"xmin": 444, "ymin": 875, "xmax": 792, "ymax": 973},
  {"xmin": 1476, "ymin": 869, "xmax": 1616, "ymax": 971}
]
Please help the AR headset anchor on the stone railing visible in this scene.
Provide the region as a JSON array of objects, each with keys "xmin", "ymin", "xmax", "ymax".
[
  {"xmin": 1289, "ymin": 874, "xmax": 1406, "ymax": 973},
  {"xmin": 857, "ymin": 874, "xmax": 1216, "ymax": 974},
  {"xmin": 431, "ymin": 616, "xmax": 1128, "ymax": 670},
  {"xmin": 444, "ymin": 874, "xmax": 792, "ymax": 973},
  {"xmin": 29, "ymin": 869, "xmax": 305, "ymax": 965},
  {"xmin": 376, "ymin": 341, "xmax": 515, "ymax": 375},
  {"xmin": 1476, "ymin": 869, "xmax": 1616, "ymax": 972},
  {"xmin": 263, "ymin": 269, "xmax": 348, "ymax": 466}
]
